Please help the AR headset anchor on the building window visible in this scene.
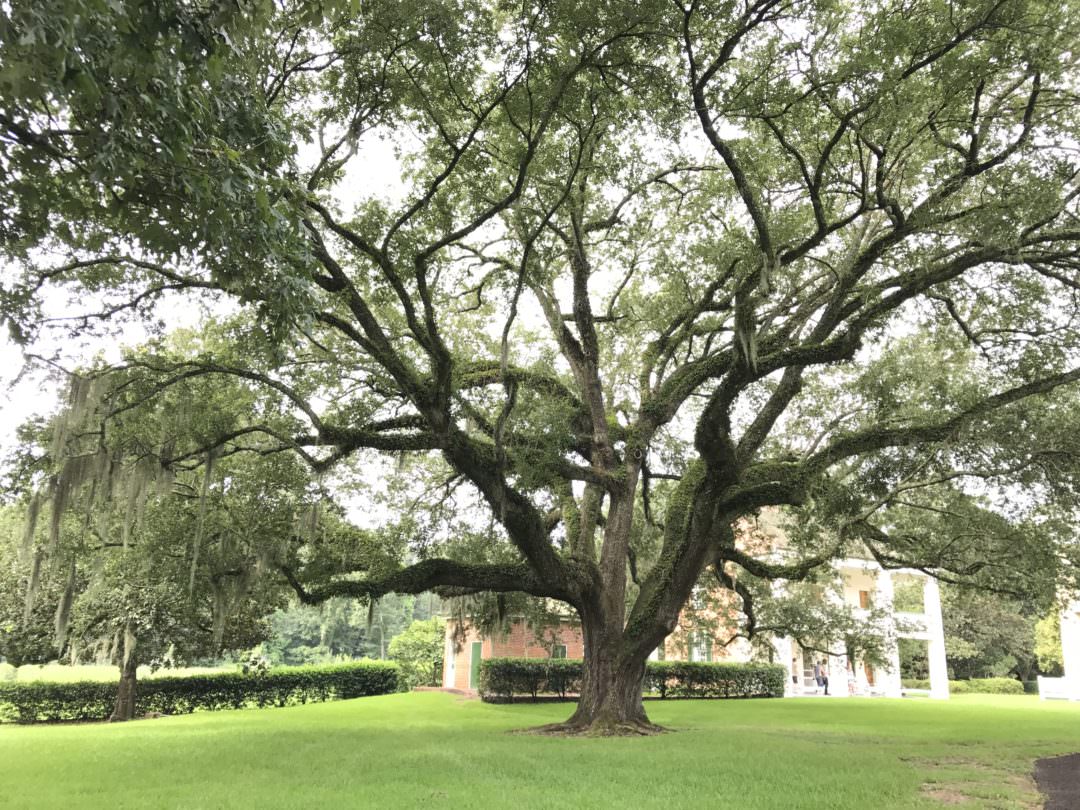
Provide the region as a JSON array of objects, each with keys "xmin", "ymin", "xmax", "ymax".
[
  {"xmin": 552, "ymin": 644, "xmax": 567, "ymax": 659},
  {"xmin": 690, "ymin": 632, "xmax": 713, "ymax": 663},
  {"xmin": 858, "ymin": 590, "xmax": 871, "ymax": 609},
  {"xmin": 690, "ymin": 587, "xmax": 706, "ymax": 610}
]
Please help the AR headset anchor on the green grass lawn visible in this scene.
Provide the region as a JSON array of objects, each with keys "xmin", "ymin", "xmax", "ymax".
[{"xmin": 2, "ymin": 693, "xmax": 1078, "ymax": 809}]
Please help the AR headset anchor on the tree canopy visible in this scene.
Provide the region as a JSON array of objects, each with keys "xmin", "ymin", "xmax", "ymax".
[
  {"xmin": 3, "ymin": 0, "xmax": 1080, "ymax": 732},
  {"xmin": 0, "ymin": 330, "xmax": 332, "ymax": 718}
]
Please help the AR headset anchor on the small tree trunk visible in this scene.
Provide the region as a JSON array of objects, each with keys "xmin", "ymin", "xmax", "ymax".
[{"xmin": 110, "ymin": 622, "xmax": 138, "ymax": 722}]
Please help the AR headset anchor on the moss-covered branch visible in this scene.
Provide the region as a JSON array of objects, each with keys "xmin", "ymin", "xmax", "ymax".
[
  {"xmin": 806, "ymin": 366, "xmax": 1080, "ymax": 474},
  {"xmin": 280, "ymin": 558, "xmax": 574, "ymax": 605}
]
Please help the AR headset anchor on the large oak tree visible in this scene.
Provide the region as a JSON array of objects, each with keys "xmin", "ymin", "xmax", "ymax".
[{"xmin": 4, "ymin": 0, "xmax": 1080, "ymax": 732}]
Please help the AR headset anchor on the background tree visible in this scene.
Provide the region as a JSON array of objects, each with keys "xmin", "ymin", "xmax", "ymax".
[
  {"xmin": 388, "ymin": 617, "xmax": 445, "ymax": 690},
  {"xmin": 2, "ymin": 337, "xmax": 332, "ymax": 719},
  {"xmin": 0, "ymin": 505, "xmax": 64, "ymax": 666},
  {"xmin": 940, "ymin": 587, "xmax": 1039, "ymax": 681},
  {"xmin": 4, "ymin": 0, "xmax": 1080, "ymax": 734},
  {"xmin": 262, "ymin": 592, "xmax": 440, "ymax": 665},
  {"xmin": 1035, "ymin": 610, "xmax": 1065, "ymax": 677}
]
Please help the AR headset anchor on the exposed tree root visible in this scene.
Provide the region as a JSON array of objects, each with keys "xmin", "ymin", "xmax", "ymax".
[{"xmin": 514, "ymin": 719, "xmax": 670, "ymax": 737}]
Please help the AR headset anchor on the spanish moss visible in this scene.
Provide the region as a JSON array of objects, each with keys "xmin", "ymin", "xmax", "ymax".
[
  {"xmin": 188, "ymin": 448, "xmax": 217, "ymax": 596},
  {"xmin": 54, "ymin": 557, "xmax": 78, "ymax": 653},
  {"xmin": 23, "ymin": 549, "xmax": 43, "ymax": 624},
  {"xmin": 19, "ymin": 491, "xmax": 41, "ymax": 566}
]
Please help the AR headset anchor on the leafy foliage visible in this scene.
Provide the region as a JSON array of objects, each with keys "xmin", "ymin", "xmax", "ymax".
[
  {"xmin": 387, "ymin": 617, "xmax": 444, "ymax": 690},
  {"xmin": 941, "ymin": 587, "xmax": 1039, "ymax": 680},
  {"xmin": 262, "ymin": 593, "xmax": 439, "ymax": 665},
  {"xmin": 1034, "ymin": 610, "xmax": 1064, "ymax": 676},
  {"xmin": 0, "ymin": 351, "xmax": 344, "ymax": 720},
  {"xmin": 645, "ymin": 661, "xmax": 787, "ymax": 700}
]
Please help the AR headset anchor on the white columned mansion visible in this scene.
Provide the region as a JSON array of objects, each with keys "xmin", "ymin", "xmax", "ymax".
[{"xmin": 770, "ymin": 558, "xmax": 950, "ymax": 699}]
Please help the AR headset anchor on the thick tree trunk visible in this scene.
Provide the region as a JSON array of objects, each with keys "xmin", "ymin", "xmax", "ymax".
[
  {"xmin": 109, "ymin": 622, "xmax": 138, "ymax": 722},
  {"xmin": 533, "ymin": 610, "xmax": 664, "ymax": 736},
  {"xmin": 567, "ymin": 650, "xmax": 653, "ymax": 732}
]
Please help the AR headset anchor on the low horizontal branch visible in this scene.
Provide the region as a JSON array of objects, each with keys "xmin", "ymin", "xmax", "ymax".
[{"xmin": 280, "ymin": 558, "xmax": 571, "ymax": 604}]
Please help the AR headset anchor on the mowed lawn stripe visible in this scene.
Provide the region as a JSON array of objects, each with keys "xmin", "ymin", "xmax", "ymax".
[{"xmin": 2, "ymin": 692, "xmax": 1079, "ymax": 809}]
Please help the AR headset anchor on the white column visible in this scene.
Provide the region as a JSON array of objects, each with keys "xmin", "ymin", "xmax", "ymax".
[
  {"xmin": 876, "ymin": 568, "xmax": 903, "ymax": 698},
  {"xmin": 821, "ymin": 573, "xmax": 848, "ymax": 696},
  {"xmin": 1059, "ymin": 600, "xmax": 1080, "ymax": 699},
  {"xmin": 770, "ymin": 579, "xmax": 799, "ymax": 696},
  {"xmin": 772, "ymin": 636, "xmax": 795, "ymax": 696},
  {"xmin": 443, "ymin": 628, "xmax": 456, "ymax": 688},
  {"xmin": 827, "ymin": 650, "xmax": 847, "ymax": 698},
  {"xmin": 923, "ymin": 576, "xmax": 950, "ymax": 700}
]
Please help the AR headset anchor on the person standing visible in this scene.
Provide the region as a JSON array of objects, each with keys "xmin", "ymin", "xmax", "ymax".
[
  {"xmin": 819, "ymin": 660, "xmax": 830, "ymax": 696},
  {"xmin": 813, "ymin": 660, "xmax": 824, "ymax": 694}
]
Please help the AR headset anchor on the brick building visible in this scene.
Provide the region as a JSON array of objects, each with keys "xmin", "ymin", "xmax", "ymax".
[{"xmin": 442, "ymin": 616, "xmax": 585, "ymax": 691}]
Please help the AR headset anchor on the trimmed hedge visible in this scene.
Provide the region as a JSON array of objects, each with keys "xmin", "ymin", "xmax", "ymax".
[
  {"xmin": 645, "ymin": 661, "xmax": 786, "ymax": 699},
  {"xmin": 953, "ymin": 678, "xmax": 1026, "ymax": 695},
  {"xmin": 0, "ymin": 660, "xmax": 400, "ymax": 724},
  {"xmin": 900, "ymin": 676, "xmax": 1025, "ymax": 695},
  {"xmin": 478, "ymin": 658, "xmax": 785, "ymax": 702},
  {"xmin": 478, "ymin": 658, "xmax": 578, "ymax": 701}
]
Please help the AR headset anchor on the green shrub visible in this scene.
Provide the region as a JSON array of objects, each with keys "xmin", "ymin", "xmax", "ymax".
[
  {"xmin": 478, "ymin": 658, "xmax": 785, "ymax": 702},
  {"xmin": 479, "ymin": 658, "xmax": 555, "ymax": 701},
  {"xmin": 0, "ymin": 662, "xmax": 15, "ymax": 682},
  {"xmin": 901, "ymin": 678, "xmax": 930, "ymax": 690},
  {"xmin": 0, "ymin": 680, "xmax": 116, "ymax": 724},
  {"xmin": 388, "ymin": 618, "xmax": 444, "ymax": 690},
  {"xmin": 0, "ymin": 660, "xmax": 399, "ymax": 724},
  {"xmin": 900, "ymin": 677, "xmax": 1024, "ymax": 695},
  {"xmin": 645, "ymin": 661, "xmax": 786, "ymax": 699},
  {"xmin": 546, "ymin": 659, "xmax": 582, "ymax": 700},
  {"xmin": 961, "ymin": 677, "xmax": 1025, "ymax": 694}
]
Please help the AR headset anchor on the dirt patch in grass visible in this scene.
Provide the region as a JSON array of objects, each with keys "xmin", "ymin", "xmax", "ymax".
[
  {"xmin": 921, "ymin": 785, "xmax": 974, "ymax": 804},
  {"xmin": 912, "ymin": 756, "xmax": 1042, "ymax": 809}
]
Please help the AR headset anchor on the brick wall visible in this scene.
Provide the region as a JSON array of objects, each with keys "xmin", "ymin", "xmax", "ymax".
[
  {"xmin": 442, "ymin": 619, "xmax": 584, "ymax": 689},
  {"xmin": 660, "ymin": 584, "xmax": 751, "ymax": 662}
]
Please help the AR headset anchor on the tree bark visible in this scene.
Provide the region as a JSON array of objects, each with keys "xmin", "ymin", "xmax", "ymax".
[
  {"xmin": 109, "ymin": 622, "xmax": 138, "ymax": 722},
  {"xmin": 533, "ymin": 609, "xmax": 663, "ymax": 736}
]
